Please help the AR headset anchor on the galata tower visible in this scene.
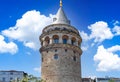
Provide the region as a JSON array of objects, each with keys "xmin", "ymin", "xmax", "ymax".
[{"xmin": 40, "ymin": 0, "xmax": 82, "ymax": 82}]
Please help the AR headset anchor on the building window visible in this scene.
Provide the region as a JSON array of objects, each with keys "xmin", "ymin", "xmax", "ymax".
[
  {"xmin": 55, "ymin": 49, "xmax": 57, "ymax": 52},
  {"xmin": 10, "ymin": 72, "xmax": 13, "ymax": 75},
  {"xmin": 45, "ymin": 36, "xmax": 50, "ymax": 46},
  {"xmin": 62, "ymin": 35, "xmax": 68, "ymax": 44},
  {"xmin": 53, "ymin": 35, "xmax": 59, "ymax": 44},
  {"xmin": 73, "ymin": 56, "xmax": 76, "ymax": 61},
  {"xmin": 54, "ymin": 38, "xmax": 59, "ymax": 43},
  {"xmin": 71, "ymin": 40, "xmax": 74, "ymax": 45},
  {"xmin": 65, "ymin": 49, "xmax": 67, "ymax": 52},
  {"xmin": 2, "ymin": 77, "xmax": 5, "ymax": 81},
  {"xmin": 78, "ymin": 40, "xmax": 81, "ymax": 46},
  {"xmin": 10, "ymin": 77, "xmax": 13, "ymax": 81},
  {"xmin": 63, "ymin": 39, "xmax": 67, "ymax": 44},
  {"xmin": 71, "ymin": 37, "xmax": 76, "ymax": 45},
  {"xmin": 42, "ymin": 57, "xmax": 44, "ymax": 62},
  {"xmin": 54, "ymin": 54, "xmax": 58, "ymax": 60},
  {"xmin": 73, "ymin": 51, "xmax": 76, "ymax": 54},
  {"xmin": 2, "ymin": 72, "xmax": 5, "ymax": 74}
]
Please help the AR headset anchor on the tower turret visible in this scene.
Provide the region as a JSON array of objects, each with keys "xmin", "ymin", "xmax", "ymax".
[{"xmin": 40, "ymin": 1, "xmax": 82, "ymax": 82}]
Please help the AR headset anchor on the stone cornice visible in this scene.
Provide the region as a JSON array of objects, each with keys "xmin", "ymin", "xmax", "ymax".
[{"xmin": 40, "ymin": 43, "xmax": 82, "ymax": 55}]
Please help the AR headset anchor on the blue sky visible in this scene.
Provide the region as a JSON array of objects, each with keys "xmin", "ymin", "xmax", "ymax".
[{"xmin": 0, "ymin": 0, "xmax": 120, "ymax": 78}]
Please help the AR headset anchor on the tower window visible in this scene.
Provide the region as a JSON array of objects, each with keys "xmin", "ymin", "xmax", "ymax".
[
  {"xmin": 42, "ymin": 57, "xmax": 44, "ymax": 62},
  {"xmin": 63, "ymin": 39, "xmax": 67, "ymax": 44},
  {"xmin": 73, "ymin": 51, "xmax": 76, "ymax": 54},
  {"xmin": 62, "ymin": 35, "xmax": 68, "ymax": 44},
  {"xmin": 71, "ymin": 37, "xmax": 76, "ymax": 45},
  {"xmin": 54, "ymin": 38, "xmax": 59, "ymax": 43},
  {"xmin": 45, "ymin": 36, "xmax": 50, "ymax": 46},
  {"xmin": 73, "ymin": 56, "xmax": 76, "ymax": 61},
  {"xmin": 54, "ymin": 54, "xmax": 58, "ymax": 60},
  {"xmin": 53, "ymin": 35, "xmax": 59, "ymax": 44},
  {"xmin": 65, "ymin": 49, "xmax": 67, "ymax": 52},
  {"xmin": 71, "ymin": 40, "xmax": 74, "ymax": 45},
  {"xmin": 55, "ymin": 49, "xmax": 57, "ymax": 52}
]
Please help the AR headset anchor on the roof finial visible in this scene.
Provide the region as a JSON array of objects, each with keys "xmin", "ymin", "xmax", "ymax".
[{"xmin": 60, "ymin": 0, "xmax": 62, "ymax": 7}]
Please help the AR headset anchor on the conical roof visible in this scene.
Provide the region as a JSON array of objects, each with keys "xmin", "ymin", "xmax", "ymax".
[{"xmin": 53, "ymin": 7, "xmax": 70, "ymax": 25}]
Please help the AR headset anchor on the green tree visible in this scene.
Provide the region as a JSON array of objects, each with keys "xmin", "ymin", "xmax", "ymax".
[
  {"xmin": 21, "ymin": 73, "xmax": 28, "ymax": 82},
  {"xmin": 109, "ymin": 79, "xmax": 115, "ymax": 82},
  {"xmin": 40, "ymin": 79, "xmax": 46, "ymax": 82},
  {"xmin": 18, "ymin": 74, "xmax": 45, "ymax": 82}
]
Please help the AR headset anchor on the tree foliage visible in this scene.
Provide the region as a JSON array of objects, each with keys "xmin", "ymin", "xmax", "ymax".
[
  {"xmin": 10, "ymin": 74, "xmax": 45, "ymax": 82},
  {"xmin": 109, "ymin": 79, "xmax": 115, "ymax": 82}
]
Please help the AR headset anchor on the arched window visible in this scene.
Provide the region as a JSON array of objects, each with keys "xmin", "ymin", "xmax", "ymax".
[
  {"xmin": 63, "ymin": 39, "xmax": 67, "ymax": 44},
  {"xmin": 53, "ymin": 35, "xmax": 59, "ymax": 44},
  {"xmin": 54, "ymin": 54, "xmax": 58, "ymax": 60},
  {"xmin": 71, "ymin": 37, "xmax": 76, "ymax": 45},
  {"xmin": 45, "ymin": 36, "xmax": 50, "ymax": 46},
  {"xmin": 78, "ymin": 40, "xmax": 81, "ymax": 46},
  {"xmin": 62, "ymin": 35, "xmax": 68, "ymax": 44}
]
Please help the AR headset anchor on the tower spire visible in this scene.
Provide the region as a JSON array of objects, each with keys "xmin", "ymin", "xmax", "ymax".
[{"xmin": 60, "ymin": 0, "xmax": 62, "ymax": 7}]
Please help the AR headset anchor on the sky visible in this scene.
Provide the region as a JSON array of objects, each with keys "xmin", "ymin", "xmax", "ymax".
[{"xmin": 0, "ymin": 0, "xmax": 120, "ymax": 78}]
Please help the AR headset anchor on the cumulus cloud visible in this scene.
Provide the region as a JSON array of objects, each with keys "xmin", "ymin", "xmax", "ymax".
[
  {"xmin": 113, "ymin": 20, "xmax": 120, "ymax": 26},
  {"xmin": 94, "ymin": 45, "xmax": 120, "ymax": 71},
  {"xmin": 88, "ymin": 21, "xmax": 114, "ymax": 42},
  {"xmin": 2, "ymin": 10, "xmax": 54, "ymax": 50},
  {"xmin": 79, "ymin": 31, "xmax": 89, "ymax": 41},
  {"xmin": 79, "ymin": 31, "xmax": 90, "ymax": 51},
  {"xmin": 0, "ymin": 35, "xmax": 18, "ymax": 54},
  {"xmin": 81, "ymin": 46, "xmax": 88, "ymax": 51},
  {"xmin": 80, "ymin": 21, "xmax": 115, "ymax": 50},
  {"xmin": 34, "ymin": 66, "xmax": 41, "ymax": 73},
  {"xmin": 112, "ymin": 26, "xmax": 120, "ymax": 35}
]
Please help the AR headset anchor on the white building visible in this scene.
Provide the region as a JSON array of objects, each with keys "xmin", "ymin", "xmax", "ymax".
[
  {"xmin": 111, "ymin": 78, "xmax": 120, "ymax": 82},
  {"xmin": 82, "ymin": 78, "xmax": 94, "ymax": 82},
  {"xmin": 95, "ymin": 78, "xmax": 110, "ymax": 82},
  {"xmin": 0, "ymin": 70, "xmax": 25, "ymax": 82}
]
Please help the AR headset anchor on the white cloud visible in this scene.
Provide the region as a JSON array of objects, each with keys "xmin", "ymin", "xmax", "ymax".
[
  {"xmin": 113, "ymin": 20, "xmax": 120, "ymax": 26},
  {"xmin": 0, "ymin": 35, "xmax": 18, "ymax": 54},
  {"xmin": 2, "ymin": 10, "xmax": 54, "ymax": 50},
  {"xmin": 94, "ymin": 45, "xmax": 120, "ymax": 72},
  {"xmin": 88, "ymin": 76, "xmax": 97, "ymax": 80},
  {"xmin": 79, "ymin": 21, "xmax": 115, "ymax": 50},
  {"xmin": 81, "ymin": 46, "xmax": 88, "ymax": 51},
  {"xmin": 107, "ymin": 45, "xmax": 120, "ymax": 52},
  {"xmin": 79, "ymin": 31, "xmax": 89, "ymax": 51},
  {"xmin": 79, "ymin": 31, "xmax": 89, "ymax": 41},
  {"xmin": 26, "ymin": 52, "xmax": 32, "ymax": 55},
  {"xmin": 112, "ymin": 26, "xmax": 120, "ymax": 35},
  {"xmin": 34, "ymin": 67, "xmax": 41, "ymax": 73},
  {"xmin": 88, "ymin": 21, "xmax": 114, "ymax": 42}
]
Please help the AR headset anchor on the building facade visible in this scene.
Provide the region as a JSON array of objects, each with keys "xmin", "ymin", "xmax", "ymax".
[
  {"xmin": 82, "ymin": 78, "xmax": 94, "ymax": 82},
  {"xmin": 95, "ymin": 78, "xmax": 110, "ymax": 82},
  {"xmin": 112, "ymin": 78, "xmax": 120, "ymax": 82},
  {"xmin": 94, "ymin": 77, "xmax": 120, "ymax": 82},
  {"xmin": 40, "ymin": 0, "xmax": 82, "ymax": 82},
  {"xmin": 0, "ymin": 70, "xmax": 25, "ymax": 82}
]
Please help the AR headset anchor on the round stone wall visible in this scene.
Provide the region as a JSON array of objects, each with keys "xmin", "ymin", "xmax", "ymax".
[{"xmin": 40, "ymin": 24, "xmax": 82, "ymax": 82}]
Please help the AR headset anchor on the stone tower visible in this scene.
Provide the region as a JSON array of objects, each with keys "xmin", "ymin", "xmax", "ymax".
[{"xmin": 40, "ymin": 0, "xmax": 82, "ymax": 82}]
